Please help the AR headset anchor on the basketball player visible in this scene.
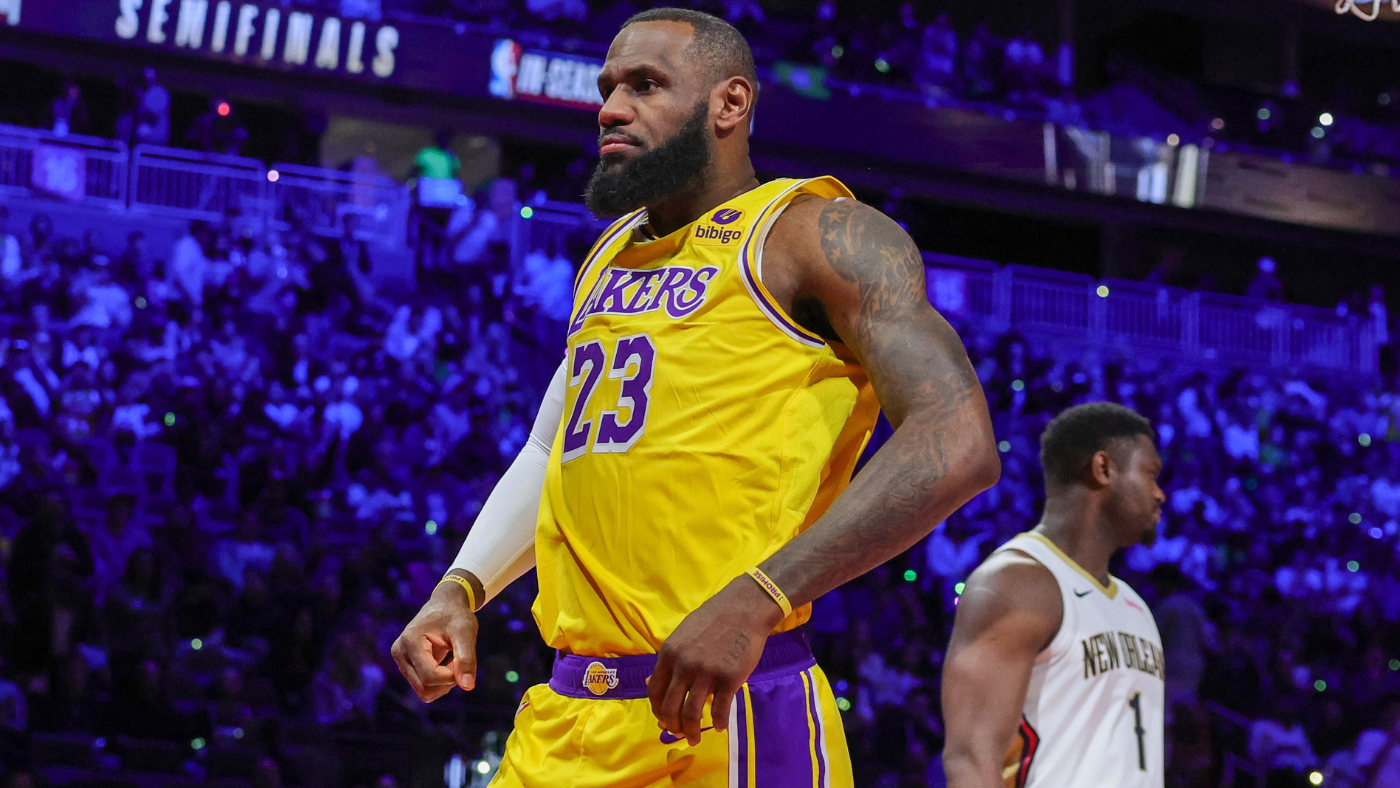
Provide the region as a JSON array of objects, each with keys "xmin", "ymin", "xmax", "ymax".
[
  {"xmin": 941, "ymin": 403, "xmax": 1167, "ymax": 788},
  {"xmin": 392, "ymin": 8, "xmax": 1001, "ymax": 786}
]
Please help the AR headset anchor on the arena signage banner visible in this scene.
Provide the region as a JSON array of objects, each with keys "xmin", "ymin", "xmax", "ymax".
[
  {"xmin": 4, "ymin": 0, "xmax": 399, "ymax": 78},
  {"xmin": 489, "ymin": 38, "xmax": 603, "ymax": 111},
  {"xmin": 114, "ymin": 0, "xmax": 401, "ymax": 77},
  {"xmin": 3, "ymin": 0, "xmax": 542, "ymax": 97}
]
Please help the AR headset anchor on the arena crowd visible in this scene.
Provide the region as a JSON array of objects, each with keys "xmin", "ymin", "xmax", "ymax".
[{"xmin": 0, "ymin": 175, "xmax": 1397, "ymax": 787}]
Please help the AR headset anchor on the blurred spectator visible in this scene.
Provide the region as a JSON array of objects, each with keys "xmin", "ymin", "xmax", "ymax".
[
  {"xmin": 1249, "ymin": 704, "xmax": 1318, "ymax": 776},
  {"xmin": 1151, "ymin": 564, "xmax": 1211, "ymax": 705},
  {"xmin": 1003, "ymin": 29, "xmax": 1047, "ymax": 106},
  {"xmin": 0, "ymin": 207, "xmax": 22, "ymax": 284},
  {"xmin": 413, "ymin": 127, "xmax": 463, "ymax": 209},
  {"xmin": 186, "ymin": 96, "xmax": 249, "ymax": 156},
  {"xmin": 24, "ymin": 213, "xmax": 54, "ymax": 267},
  {"xmin": 1247, "ymin": 256, "xmax": 1285, "ymax": 302},
  {"xmin": 961, "ymin": 24, "xmax": 1002, "ymax": 102},
  {"xmin": 133, "ymin": 66, "xmax": 171, "ymax": 146},
  {"xmin": 1370, "ymin": 285, "xmax": 1389, "ymax": 346},
  {"xmin": 170, "ymin": 222, "xmax": 211, "ymax": 308},
  {"xmin": 524, "ymin": 0, "xmax": 586, "ymax": 23},
  {"xmin": 50, "ymin": 79, "xmax": 89, "ymax": 137},
  {"xmin": 915, "ymin": 13, "xmax": 958, "ymax": 99}
]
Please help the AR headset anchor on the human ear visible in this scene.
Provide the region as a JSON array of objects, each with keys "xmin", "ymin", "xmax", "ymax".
[
  {"xmin": 713, "ymin": 77, "xmax": 754, "ymax": 133},
  {"xmin": 1088, "ymin": 450, "xmax": 1113, "ymax": 487}
]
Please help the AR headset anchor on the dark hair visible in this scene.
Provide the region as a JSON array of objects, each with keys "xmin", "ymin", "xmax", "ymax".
[
  {"xmin": 621, "ymin": 8, "xmax": 758, "ymax": 93},
  {"xmin": 1039, "ymin": 402, "xmax": 1154, "ymax": 488}
]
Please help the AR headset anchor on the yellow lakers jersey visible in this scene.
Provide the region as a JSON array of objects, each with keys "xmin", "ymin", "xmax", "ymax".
[{"xmin": 532, "ymin": 177, "xmax": 881, "ymax": 657}]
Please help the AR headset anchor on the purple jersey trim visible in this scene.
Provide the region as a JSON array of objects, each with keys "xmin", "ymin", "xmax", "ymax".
[
  {"xmin": 737, "ymin": 181, "xmax": 828, "ymax": 349},
  {"xmin": 805, "ymin": 669, "xmax": 828, "ymax": 787},
  {"xmin": 735, "ymin": 688, "xmax": 750, "ymax": 788},
  {"xmin": 570, "ymin": 210, "xmax": 646, "ymax": 314}
]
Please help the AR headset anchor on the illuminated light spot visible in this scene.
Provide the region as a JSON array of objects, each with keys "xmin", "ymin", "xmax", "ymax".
[
  {"xmin": 1309, "ymin": 770, "xmax": 1324, "ymax": 786},
  {"xmin": 1210, "ymin": 117, "xmax": 1224, "ymax": 130},
  {"xmin": 1349, "ymin": 512, "xmax": 1363, "ymax": 524},
  {"xmin": 1096, "ymin": 284, "xmax": 1110, "ymax": 298},
  {"xmin": 1381, "ymin": 93, "xmax": 1392, "ymax": 106},
  {"xmin": 836, "ymin": 696, "xmax": 852, "ymax": 711},
  {"xmin": 1011, "ymin": 379, "xmax": 1025, "ymax": 392},
  {"xmin": 164, "ymin": 412, "xmax": 176, "ymax": 426},
  {"xmin": 1256, "ymin": 108, "xmax": 1271, "ymax": 121},
  {"xmin": 1166, "ymin": 134, "xmax": 1179, "ymax": 146},
  {"xmin": 217, "ymin": 102, "xmax": 231, "ymax": 117},
  {"xmin": 191, "ymin": 737, "xmax": 206, "ymax": 751},
  {"xmin": 1314, "ymin": 679, "xmax": 1327, "ymax": 692},
  {"xmin": 233, "ymin": 728, "xmax": 244, "ymax": 739},
  {"xmin": 874, "ymin": 58, "xmax": 890, "ymax": 73},
  {"xmin": 831, "ymin": 45, "xmax": 844, "ymax": 58},
  {"xmin": 836, "ymin": 680, "xmax": 849, "ymax": 692},
  {"xmin": 191, "ymin": 638, "xmax": 202, "ymax": 650},
  {"xmin": 954, "ymin": 582, "xmax": 966, "ymax": 595},
  {"xmin": 476, "ymin": 761, "xmax": 491, "ymax": 775},
  {"xmin": 134, "ymin": 296, "xmax": 147, "ymax": 309},
  {"xmin": 1371, "ymin": 527, "xmax": 1384, "ymax": 539},
  {"xmin": 997, "ymin": 441, "xmax": 1010, "ymax": 453},
  {"xmin": 520, "ymin": 206, "xmax": 534, "ymax": 219},
  {"xmin": 505, "ymin": 670, "xmax": 519, "ymax": 683},
  {"xmin": 267, "ymin": 169, "xmax": 279, "ymax": 182},
  {"xmin": 1319, "ymin": 112, "xmax": 1334, "ymax": 127},
  {"xmin": 1311, "ymin": 126, "xmax": 1325, "ymax": 139},
  {"xmin": 1347, "ymin": 560, "xmax": 1360, "ymax": 572},
  {"xmin": 1390, "ymin": 659, "xmax": 1400, "ymax": 671},
  {"xmin": 903, "ymin": 569, "xmax": 917, "ymax": 582},
  {"xmin": 425, "ymin": 520, "xmax": 438, "ymax": 535},
  {"xmin": 1359, "ymin": 433, "xmax": 1372, "ymax": 447}
]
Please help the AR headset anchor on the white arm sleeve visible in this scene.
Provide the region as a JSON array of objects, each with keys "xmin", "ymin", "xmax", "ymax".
[{"xmin": 448, "ymin": 358, "xmax": 565, "ymax": 605}]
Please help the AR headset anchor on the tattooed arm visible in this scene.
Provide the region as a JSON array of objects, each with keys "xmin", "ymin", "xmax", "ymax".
[
  {"xmin": 758, "ymin": 196, "xmax": 999, "ymax": 601},
  {"xmin": 648, "ymin": 196, "xmax": 999, "ymax": 743}
]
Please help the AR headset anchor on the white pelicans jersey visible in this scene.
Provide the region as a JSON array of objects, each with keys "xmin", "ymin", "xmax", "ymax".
[{"xmin": 993, "ymin": 532, "xmax": 1165, "ymax": 788}]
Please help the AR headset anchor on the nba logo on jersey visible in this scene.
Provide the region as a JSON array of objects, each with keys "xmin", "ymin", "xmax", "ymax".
[
  {"xmin": 582, "ymin": 662, "xmax": 619, "ymax": 696},
  {"xmin": 692, "ymin": 208, "xmax": 746, "ymax": 245}
]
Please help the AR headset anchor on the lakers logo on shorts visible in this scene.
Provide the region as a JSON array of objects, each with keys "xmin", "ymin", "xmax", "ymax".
[{"xmin": 582, "ymin": 662, "xmax": 619, "ymax": 696}]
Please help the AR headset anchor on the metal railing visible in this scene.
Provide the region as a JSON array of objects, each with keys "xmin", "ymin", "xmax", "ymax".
[
  {"xmin": 130, "ymin": 145, "xmax": 271, "ymax": 222},
  {"xmin": 925, "ymin": 253, "xmax": 1378, "ymax": 376},
  {"xmin": 0, "ymin": 123, "xmax": 409, "ymax": 246},
  {"xmin": 269, "ymin": 162, "xmax": 409, "ymax": 245},
  {"xmin": 505, "ymin": 207, "xmax": 1377, "ymax": 375},
  {"xmin": 0, "ymin": 125, "xmax": 128, "ymax": 209}
]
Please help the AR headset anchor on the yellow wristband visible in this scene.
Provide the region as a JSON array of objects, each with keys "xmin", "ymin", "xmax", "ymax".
[
  {"xmin": 437, "ymin": 574, "xmax": 478, "ymax": 612},
  {"xmin": 745, "ymin": 566, "xmax": 793, "ymax": 618}
]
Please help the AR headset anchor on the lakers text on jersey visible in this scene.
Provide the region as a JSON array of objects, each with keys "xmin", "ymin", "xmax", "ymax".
[{"xmin": 533, "ymin": 176, "xmax": 881, "ymax": 658}]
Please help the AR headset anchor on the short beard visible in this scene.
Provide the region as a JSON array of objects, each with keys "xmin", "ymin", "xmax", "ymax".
[
  {"xmin": 1139, "ymin": 525, "xmax": 1158, "ymax": 547},
  {"xmin": 585, "ymin": 102, "xmax": 712, "ymax": 218}
]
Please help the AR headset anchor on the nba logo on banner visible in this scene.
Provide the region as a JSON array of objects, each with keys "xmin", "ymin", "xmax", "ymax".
[
  {"xmin": 582, "ymin": 662, "xmax": 619, "ymax": 696},
  {"xmin": 490, "ymin": 39, "xmax": 522, "ymax": 99}
]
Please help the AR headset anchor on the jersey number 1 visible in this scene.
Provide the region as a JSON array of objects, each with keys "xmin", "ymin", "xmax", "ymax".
[
  {"xmin": 562, "ymin": 335, "xmax": 656, "ymax": 461},
  {"xmin": 1128, "ymin": 692, "xmax": 1146, "ymax": 772}
]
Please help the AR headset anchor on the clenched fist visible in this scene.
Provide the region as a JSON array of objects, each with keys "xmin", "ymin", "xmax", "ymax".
[{"xmin": 391, "ymin": 572, "xmax": 482, "ymax": 702}]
